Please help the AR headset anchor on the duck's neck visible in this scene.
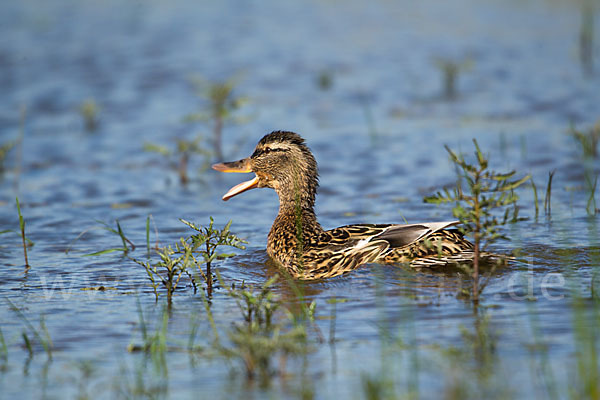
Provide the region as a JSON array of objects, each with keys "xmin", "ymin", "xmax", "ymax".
[
  {"xmin": 276, "ymin": 199, "xmax": 323, "ymax": 239},
  {"xmin": 267, "ymin": 181, "xmax": 324, "ymax": 266},
  {"xmin": 276, "ymin": 179, "xmax": 323, "ymax": 235}
]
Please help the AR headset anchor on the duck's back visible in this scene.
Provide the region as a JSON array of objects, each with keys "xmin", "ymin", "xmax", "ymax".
[{"xmin": 293, "ymin": 222, "xmax": 474, "ymax": 279}]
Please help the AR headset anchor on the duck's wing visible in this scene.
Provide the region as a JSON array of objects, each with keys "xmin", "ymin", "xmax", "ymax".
[
  {"xmin": 299, "ymin": 221, "xmax": 460, "ymax": 279},
  {"xmin": 373, "ymin": 221, "xmax": 460, "ymax": 248},
  {"xmin": 306, "ymin": 221, "xmax": 460, "ymax": 254}
]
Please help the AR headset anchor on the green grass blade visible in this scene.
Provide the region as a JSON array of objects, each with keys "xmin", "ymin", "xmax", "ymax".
[
  {"xmin": 84, "ymin": 248, "xmax": 128, "ymax": 257},
  {"xmin": 531, "ymin": 178, "xmax": 539, "ymax": 218},
  {"xmin": 146, "ymin": 215, "xmax": 151, "ymax": 253}
]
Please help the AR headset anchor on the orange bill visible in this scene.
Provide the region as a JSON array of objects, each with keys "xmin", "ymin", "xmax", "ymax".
[
  {"xmin": 212, "ymin": 159, "xmax": 258, "ymax": 201},
  {"xmin": 221, "ymin": 176, "xmax": 259, "ymax": 201},
  {"xmin": 211, "ymin": 159, "xmax": 252, "ymax": 173}
]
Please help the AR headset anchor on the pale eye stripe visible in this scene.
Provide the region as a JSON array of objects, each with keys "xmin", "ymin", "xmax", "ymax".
[
  {"xmin": 252, "ymin": 145, "xmax": 289, "ymax": 158},
  {"xmin": 266, "ymin": 143, "xmax": 291, "ymax": 151}
]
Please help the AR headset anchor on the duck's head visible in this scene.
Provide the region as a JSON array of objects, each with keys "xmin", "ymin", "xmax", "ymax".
[{"xmin": 212, "ymin": 131, "xmax": 319, "ymax": 206}]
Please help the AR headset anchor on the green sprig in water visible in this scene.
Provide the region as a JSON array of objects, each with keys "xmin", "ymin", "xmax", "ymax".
[{"xmin": 424, "ymin": 139, "xmax": 530, "ymax": 303}]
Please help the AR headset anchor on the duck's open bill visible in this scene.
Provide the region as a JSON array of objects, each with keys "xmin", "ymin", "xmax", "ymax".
[
  {"xmin": 212, "ymin": 159, "xmax": 258, "ymax": 201},
  {"xmin": 211, "ymin": 160, "xmax": 252, "ymax": 173},
  {"xmin": 220, "ymin": 176, "xmax": 259, "ymax": 201}
]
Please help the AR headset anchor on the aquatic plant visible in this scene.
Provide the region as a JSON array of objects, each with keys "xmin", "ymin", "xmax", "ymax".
[
  {"xmin": 133, "ymin": 218, "xmax": 246, "ymax": 303},
  {"xmin": 133, "ymin": 242, "xmax": 187, "ymax": 305},
  {"xmin": 146, "ymin": 76, "xmax": 249, "ymax": 185},
  {"xmin": 144, "ymin": 136, "xmax": 211, "ymax": 185},
  {"xmin": 16, "ymin": 197, "xmax": 33, "ymax": 269},
  {"xmin": 179, "ymin": 218, "xmax": 246, "ymax": 295},
  {"xmin": 185, "ymin": 76, "xmax": 249, "ymax": 161},
  {"xmin": 79, "ymin": 98, "xmax": 99, "ymax": 132},
  {"xmin": 531, "ymin": 178, "xmax": 540, "ymax": 219},
  {"xmin": 424, "ymin": 139, "xmax": 530, "ymax": 303},
  {"xmin": 569, "ymin": 120, "xmax": 600, "ymax": 158},
  {"xmin": 544, "ymin": 170, "xmax": 555, "ymax": 217},
  {"xmin": 434, "ymin": 57, "xmax": 472, "ymax": 100}
]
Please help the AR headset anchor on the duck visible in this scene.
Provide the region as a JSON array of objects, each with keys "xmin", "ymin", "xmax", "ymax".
[{"xmin": 212, "ymin": 130, "xmax": 478, "ymax": 280}]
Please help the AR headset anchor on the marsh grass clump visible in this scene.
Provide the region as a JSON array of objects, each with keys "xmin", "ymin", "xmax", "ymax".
[
  {"xmin": 185, "ymin": 76, "xmax": 249, "ymax": 161},
  {"xmin": 144, "ymin": 136, "xmax": 211, "ymax": 185},
  {"xmin": 221, "ymin": 276, "xmax": 309, "ymax": 385},
  {"xmin": 424, "ymin": 139, "xmax": 530, "ymax": 303},
  {"xmin": 133, "ymin": 218, "xmax": 246, "ymax": 303},
  {"xmin": 569, "ymin": 120, "xmax": 600, "ymax": 158}
]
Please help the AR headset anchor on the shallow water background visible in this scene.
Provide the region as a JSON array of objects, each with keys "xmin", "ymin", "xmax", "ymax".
[{"xmin": 1, "ymin": 0, "xmax": 600, "ymax": 398}]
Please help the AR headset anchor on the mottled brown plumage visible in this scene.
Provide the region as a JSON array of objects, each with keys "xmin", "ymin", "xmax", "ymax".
[{"xmin": 212, "ymin": 131, "xmax": 479, "ymax": 280}]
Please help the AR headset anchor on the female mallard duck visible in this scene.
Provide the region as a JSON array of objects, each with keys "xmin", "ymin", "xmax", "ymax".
[{"xmin": 213, "ymin": 131, "xmax": 476, "ymax": 280}]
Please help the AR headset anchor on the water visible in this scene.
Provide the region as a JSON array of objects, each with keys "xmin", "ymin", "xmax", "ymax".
[{"xmin": 1, "ymin": 0, "xmax": 599, "ymax": 398}]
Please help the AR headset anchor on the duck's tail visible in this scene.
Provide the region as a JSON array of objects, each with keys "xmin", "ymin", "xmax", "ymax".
[{"xmin": 382, "ymin": 226, "xmax": 511, "ymax": 267}]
